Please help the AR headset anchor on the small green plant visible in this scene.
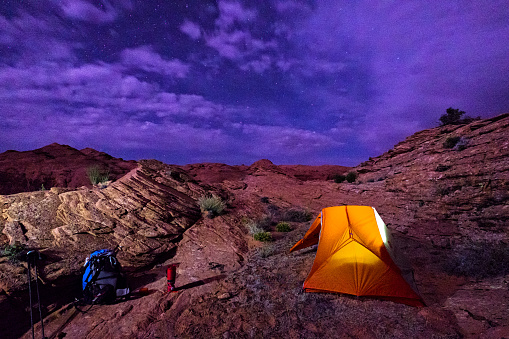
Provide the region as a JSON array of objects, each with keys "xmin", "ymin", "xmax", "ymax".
[
  {"xmin": 40, "ymin": 184, "xmax": 46, "ymax": 191},
  {"xmin": 87, "ymin": 165, "xmax": 110, "ymax": 185},
  {"xmin": 258, "ymin": 245, "xmax": 276, "ymax": 258},
  {"xmin": 443, "ymin": 136, "xmax": 461, "ymax": 149},
  {"xmin": 253, "ymin": 231, "xmax": 273, "ymax": 242},
  {"xmin": 245, "ymin": 219, "xmax": 272, "ymax": 241},
  {"xmin": 346, "ymin": 171, "xmax": 357, "ymax": 183},
  {"xmin": 333, "ymin": 174, "xmax": 346, "ymax": 183},
  {"xmin": 275, "ymin": 222, "xmax": 292, "ymax": 232},
  {"xmin": 198, "ymin": 194, "xmax": 225, "ymax": 217},
  {"xmin": 2, "ymin": 242, "xmax": 27, "ymax": 263}
]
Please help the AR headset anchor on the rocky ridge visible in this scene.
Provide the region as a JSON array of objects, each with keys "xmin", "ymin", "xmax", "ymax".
[{"xmin": 0, "ymin": 143, "xmax": 137, "ymax": 195}]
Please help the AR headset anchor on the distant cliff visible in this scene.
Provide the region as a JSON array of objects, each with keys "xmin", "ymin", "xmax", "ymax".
[{"xmin": 0, "ymin": 143, "xmax": 137, "ymax": 195}]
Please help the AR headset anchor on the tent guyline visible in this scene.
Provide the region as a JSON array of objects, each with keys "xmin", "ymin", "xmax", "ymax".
[{"xmin": 290, "ymin": 205, "xmax": 425, "ymax": 307}]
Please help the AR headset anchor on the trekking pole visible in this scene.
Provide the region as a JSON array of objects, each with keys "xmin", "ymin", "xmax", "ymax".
[
  {"xmin": 27, "ymin": 250, "xmax": 46, "ymax": 339},
  {"xmin": 27, "ymin": 253, "xmax": 34, "ymax": 339}
]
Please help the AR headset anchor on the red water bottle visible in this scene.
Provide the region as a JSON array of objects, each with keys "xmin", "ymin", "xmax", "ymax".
[{"xmin": 167, "ymin": 264, "xmax": 177, "ymax": 292}]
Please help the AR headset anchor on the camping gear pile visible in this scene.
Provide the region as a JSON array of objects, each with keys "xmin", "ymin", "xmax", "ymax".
[{"xmin": 81, "ymin": 248, "xmax": 130, "ymax": 305}]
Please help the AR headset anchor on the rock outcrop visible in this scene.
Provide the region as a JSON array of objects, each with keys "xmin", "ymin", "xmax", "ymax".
[
  {"xmin": 1, "ymin": 159, "xmax": 250, "ymax": 338},
  {"xmin": 0, "ymin": 143, "xmax": 137, "ymax": 195},
  {"xmin": 182, "ymin": 159, "xmax": 349, "ymax": 185},
  {"xmin": 354, "ymin": 113, "xmax": 509, "ymax": 245}
]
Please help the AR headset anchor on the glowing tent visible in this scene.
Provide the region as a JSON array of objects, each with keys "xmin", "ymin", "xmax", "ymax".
[{"xmin": 290, "ymin": 206, "xmax": 424, "ymax": 306}]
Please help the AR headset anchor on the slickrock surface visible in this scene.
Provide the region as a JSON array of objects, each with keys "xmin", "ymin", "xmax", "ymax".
[
  {"xmin": 355, "ymin": 113, "xmax": 509, "ymax": 244},
  {"xmin": 0, "ymin": 113, "xmax": 508, "ymax": 338}
]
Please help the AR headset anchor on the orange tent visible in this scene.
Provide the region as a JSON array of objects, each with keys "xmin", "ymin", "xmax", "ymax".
[{"xmin": 290, "ymin": 206, "xmax": 424, "ymax": 306}]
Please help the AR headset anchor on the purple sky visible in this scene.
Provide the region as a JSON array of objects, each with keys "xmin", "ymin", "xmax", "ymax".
[{"xmin": 1, "ymin": 1, "xmax": 508, "ymax": 166}]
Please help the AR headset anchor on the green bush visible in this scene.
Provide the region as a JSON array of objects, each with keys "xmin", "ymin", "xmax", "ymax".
[
  {"xmin": 443, "ymin": 136, "xmax": 461, "ymax": 149},
  {"xmin": 439, "ymin": 107, "xmax": 466, "ymax": 126},
  {"xmin": 198, "ymin": 194, "xmax": 225, "ymax": 217},
  {"xmin": 253, "ymin": 231, "xmax": 273, "ymax": 242},
  {"xmin": 275, "ymin": 222, "xmax": 292, "ymax": 232},
  {"xmin": 2, "ymin": 242, "xmax": 27, "ymax": 263},
  {"xmin": 87, "ymin": 165, "xmax": 110, "ymax": 185},
  {"xmin": 346, "ymin": 171, "xmax": 357, "ymax": 183},
  {"xmin": 333, "ymin": 174, "xmax": 346, "ymax": 183}
]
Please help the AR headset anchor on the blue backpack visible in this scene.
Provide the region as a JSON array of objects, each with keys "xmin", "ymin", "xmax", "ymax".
[{"xmin": 82, "ymin": 249, "xmax": 130, "ymax": 304}]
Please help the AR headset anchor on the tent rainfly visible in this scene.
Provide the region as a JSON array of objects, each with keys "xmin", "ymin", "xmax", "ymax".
[{"xmin": 290, "ymin": 205, "xmax": 425, "ymax": 306}]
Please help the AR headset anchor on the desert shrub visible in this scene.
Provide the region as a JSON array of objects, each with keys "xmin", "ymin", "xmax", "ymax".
[
  {"xmin": 2, "ymin": 242, "xmax": 27, "ymax": 263},
  {"xmin": 260, "ymin": 197, "xmax": 270, "ymax": 203},
  {"xmin": 253, "ymin": 231, "xmax": 273, "ymax": 242},
  {"xmin": 281, "ymin": 208, "xmax": 313, "ymax": 222},
  {"xmin": 345, "ymin": 171, "xmax": 357, "ymax": 183},
  {"xmin": 87, "ymin": 165, "xmax": 110, "ymax": 185},
  {"xmin": 198, "ymin": 194, "xmax": 225, "ymax": 217},
  {"xmin": 275, "ymin": 222, "xmax": 292, "ymax": 232},
  {"xmin": 443, "ymin": 136, "xmax": 461, "ymax": 149},
  {"xmin": 332, "ymin": 174, "xmax": 346, "ymax": 183},
  {"xmin": 245, "ymin": 219, "xmax": 264, "ymax": 235},
  {"xmin": 439, "ymin": 107, "xmax": 466, "ymax": 126},
  {"xmin": 455, "ymin": 137, "xmax": 469, "ymax": 151},
  {"xmin": 258, "ymin": 245, "xmax": 276, "ymax": 258},
  {"xmin": 443, "ymin": 241, "xmax": 509, "ymax": 278},
  {"xmin": 439, "ymin": 107, "xmax": 480, "ymax": 126},
  {"xmin": 435, "ymin": 164, "xmax": 451, "ymax": 172}
]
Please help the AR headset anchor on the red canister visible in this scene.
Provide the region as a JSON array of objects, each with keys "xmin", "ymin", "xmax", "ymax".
[{"xmin": 167, "ymin": 264, "xmax": 177, "ymax": 292}]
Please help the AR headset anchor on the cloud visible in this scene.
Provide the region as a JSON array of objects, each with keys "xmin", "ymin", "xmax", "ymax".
[
  {"xmin": 0, "ymin": 12, "xmax": 77, "ymax": 63},
  {"xmin": 216, "ymin": 1, "xmax": 257, "ymax": 27},
  {"xmin": 180, "ymin": 20, "xmax": 202, "ymax": 40},
  {"xmin": 120, "ymin": 46, "xmax": 189, "ymax": 78},
  {"xmin": 233, "ymin": 123, "xmax": 342, "ymax": 159},
  {"xmin": 205, "ymin": 29, "xmax": 276, "ymax": 61},
  {"xmin": 202, "ymin": 0, "xmax": 277, "ymax": 68},
  {"xmin": 60, "ymin": 0, "xmax": 118, "ymax": 23}
]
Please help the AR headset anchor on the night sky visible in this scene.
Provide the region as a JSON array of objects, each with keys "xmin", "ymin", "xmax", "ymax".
[{"xmin": 1, "ymin": 1, "xmax": 508, "ymax": 166}]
